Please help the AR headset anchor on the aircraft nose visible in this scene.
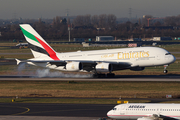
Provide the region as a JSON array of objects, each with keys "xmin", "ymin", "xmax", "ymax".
[
  {"xmin": 107, "ymin": 110, "xmax": 112, "ymax": 117},
  {"xmin": 171, "ymin": 55, "xmax": 176, "ymax": 63},
  {"xmin": 166, "ymin": 54, "xmax": 176, "ymax": 63}
]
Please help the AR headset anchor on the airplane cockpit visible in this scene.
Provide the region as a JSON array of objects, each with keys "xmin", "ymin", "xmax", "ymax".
[{"xmin": 165, "ymin": 53, "xmax": 172, "ymax": 55}]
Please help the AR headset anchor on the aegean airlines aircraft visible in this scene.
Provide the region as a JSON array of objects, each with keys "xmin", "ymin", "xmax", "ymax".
[
  {"xmin": 16, "ymin": 24, "xmax": 176, "ymax": 77},
  {"xmin": 107, "ymin": 103, "xmax": 180, "ymax": 120}
]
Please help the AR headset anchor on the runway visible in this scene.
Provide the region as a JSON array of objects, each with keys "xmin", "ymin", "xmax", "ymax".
[
  {"xmin": 0, "ymin": 103, "xmax": 113, "ymax": 120},
  {"xmin": 1, "ymin": 98, "xmax": 180, "ymax": 120},
  {"xmin": 0, "ymin": 74, "xmax": 180, "ymax": 81},
  {"xmin": 0, "ymin": 75, "xmax": 180, "ymax": 120}
]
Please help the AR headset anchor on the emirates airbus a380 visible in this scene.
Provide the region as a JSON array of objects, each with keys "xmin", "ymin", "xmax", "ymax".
[
  {"xmin": 107, "ymin": 103, "xmax": 180, "ymax": 120},
  {"xmin": 16, "ymin": 24, "xmax": 176, "ymax": 77}
]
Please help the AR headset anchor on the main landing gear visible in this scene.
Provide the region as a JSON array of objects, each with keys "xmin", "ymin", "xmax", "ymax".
[
  {"xmin": 93, "ymin": 73, "xmax": 115, "ymax": 78},
  {"xmin": 163, "ymin": 65, "xmax": 168, "ymax": 73}
]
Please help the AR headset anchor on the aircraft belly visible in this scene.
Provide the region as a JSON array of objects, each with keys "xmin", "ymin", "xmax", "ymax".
[
  {"xmin": 27, "ymin": 62, "xmax": 47, "ymax": 67},
  {"xmin": 120, "ymin": 114, "xmax": 144, "ymax": 120},
  {"xmin": 135, "ymin": 57, "xmax": 155, "ymax": 67}
]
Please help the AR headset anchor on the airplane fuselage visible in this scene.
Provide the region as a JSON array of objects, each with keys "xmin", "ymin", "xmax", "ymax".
[
  {"xmin": 56, "ymin": 47, "xmax": 175, "ymax": 66},
  {"xmin": 107, "ymin": 103, "xmax": 180, "ymax": 120},
  {"xmin": 29, "ymin": 46, "xmax": 176, "ymax": 72}
]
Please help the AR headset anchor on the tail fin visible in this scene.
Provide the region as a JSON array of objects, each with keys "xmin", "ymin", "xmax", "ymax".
[{"xmin": 19, "ymin": 24, "xmax": 59, "ymax": 60}]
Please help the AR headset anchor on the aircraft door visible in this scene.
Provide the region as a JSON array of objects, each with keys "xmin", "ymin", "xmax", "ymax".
[
  {"xmin": 130, "ymin": 51, "xmax": 138, "ymax": 65},
  {"xmin": 156, "ymin": 54, "xmax": 161, "ymax": 60},
  {"xmin": 157, "ymin": 108, "xmax": 162, "ymax": 114},
  {"xmin": 120, "ymin": 105, "xmax": 126, "ymax": 115},
  {"xmin": 83, "ymin": 54, "xmax": 86, "ymax": 59}
]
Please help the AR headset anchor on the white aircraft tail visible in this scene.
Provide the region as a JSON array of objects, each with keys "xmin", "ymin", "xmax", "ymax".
[{"xmin": 19, "ymin": 24, "xmax": 59, "ymax": 60}]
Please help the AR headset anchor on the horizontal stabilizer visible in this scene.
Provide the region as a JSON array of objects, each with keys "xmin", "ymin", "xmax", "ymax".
[{"xmin": 15, "ymin": 59, "xmax": 22, "ymax": 65}]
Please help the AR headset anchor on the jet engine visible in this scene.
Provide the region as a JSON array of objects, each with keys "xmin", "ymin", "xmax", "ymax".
[
  {"xmin": 66, "ymin": 62, "xmax": 83, "ymax": 71},
  {"xmin": 95, "ymin": 63, "xmax": 112, "ymax": 72},
  {"xmin": 130, "ymin": 67, "xmax": 145, "ymax": 71}
]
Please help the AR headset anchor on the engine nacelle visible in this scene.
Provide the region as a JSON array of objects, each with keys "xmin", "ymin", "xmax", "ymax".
[
  {"xmin": 66, "ymin": 62, "xmax": 83, "ymax": 71},
  {"xmin": 130, "ymin": 67, "xmax": 145, "ymax": 71},
  {"xmin": 95, "ymin": 63, "xmax": 112, "ymax": 72}
]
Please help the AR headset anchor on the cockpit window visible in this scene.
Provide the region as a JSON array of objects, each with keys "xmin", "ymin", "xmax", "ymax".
[
  {"xmin": 165, "ymin": 53, "xmax": 172, "ymax": 55},
  {"xmin": 113, "ymin": 108, "xmax": 117, "ymax": 110}
]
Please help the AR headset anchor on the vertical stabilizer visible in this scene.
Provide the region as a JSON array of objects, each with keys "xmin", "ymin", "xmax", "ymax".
[{"xmin": 20, "ymin": 24, "xmax": 59, "ymax": 60}]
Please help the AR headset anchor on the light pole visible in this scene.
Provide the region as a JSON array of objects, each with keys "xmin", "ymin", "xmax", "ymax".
[{"xmin": 68, "ymin": 24, "xmax": 71, "ymax": 42}]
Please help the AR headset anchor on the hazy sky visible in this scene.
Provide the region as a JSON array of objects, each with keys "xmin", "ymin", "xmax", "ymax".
[{"xmin": 0, "ymin": 0, "xmax": 180, "ymax": 19}]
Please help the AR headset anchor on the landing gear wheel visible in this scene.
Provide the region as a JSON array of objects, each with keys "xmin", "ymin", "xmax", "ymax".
[
  {"xmin": 107, "ymin": 73, "xmax": 115, "ymax": 78},
  {"xmin": 93, "ymin": 73, "xmax": 106, "ymax": 78},
  {"xmin": 98, "ymin": 74, "xmax": 106, "ymax": 78},
  {"xmin": 163, "ymin": 65, "xmax": 169, "ymax": 74},
  {"xmin": 93, "ymin": 74, "xmax": 98, "ymax": 78},
  {"xmin": 163, "ymin": 70, "xmax": 168, "ymax": 73}
]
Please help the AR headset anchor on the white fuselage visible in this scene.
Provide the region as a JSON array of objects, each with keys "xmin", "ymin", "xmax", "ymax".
[
  {"xmin": 29, "ymin": 46, "xmax": 176, "ymax": 72},
  {"xmin": 107, "ymin": 103, "xmax": 180, "ymax": 120},
  {"xmin": 56, "ymin": 47, "xmax": 175, "ymax": 66}
]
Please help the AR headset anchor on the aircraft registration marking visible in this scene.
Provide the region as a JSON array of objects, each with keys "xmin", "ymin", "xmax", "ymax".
[{"xmin": 101, "ymin": 54, "xmax": 114, "ymax": 58}]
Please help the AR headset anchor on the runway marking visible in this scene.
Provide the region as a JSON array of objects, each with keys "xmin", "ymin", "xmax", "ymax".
[
  {"xmin": 11, "ymin": 107, "xmax": 30, "ymax": 115},
  {"xmin": 0, "ymin": 105, "xmax": 30, "ymax": 115},
  {"xmin": 26, "ymin": 109, "xmax": 93, "ymax": 115}
]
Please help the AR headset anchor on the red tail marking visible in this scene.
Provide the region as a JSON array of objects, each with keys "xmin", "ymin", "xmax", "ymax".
[{"xmin": 35, "ymin": 36, "xmax": 60, "ymax": 60}]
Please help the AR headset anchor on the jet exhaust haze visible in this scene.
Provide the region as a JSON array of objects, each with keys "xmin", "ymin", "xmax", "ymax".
[
  {"xmin": 17, "ymin": 63, "xmax": 92, "ymax": 78},
  {"xmin": 35, "ymin": 69, "xmax": 92, "ymax": 78}
]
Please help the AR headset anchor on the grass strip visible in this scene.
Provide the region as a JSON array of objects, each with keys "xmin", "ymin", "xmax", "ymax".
[
  {"xmin": 2, "ymin": 98, "xmax": 150, "ymax": 104},
  {"xmin": 0, "ymin": 81, "xmax": 179, "ymax": 99}
]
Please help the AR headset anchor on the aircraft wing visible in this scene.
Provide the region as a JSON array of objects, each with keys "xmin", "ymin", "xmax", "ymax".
[
  {"xmin": 16, "ymin": 59, "xmax": 132, "ymax": 71},
  {"xmin": 138, "ymin": 114, "xmax": 179, "ymax": 120},
  {"xmin": 159, "ymin": 114, "xmax": 179, "ymax": 120}
]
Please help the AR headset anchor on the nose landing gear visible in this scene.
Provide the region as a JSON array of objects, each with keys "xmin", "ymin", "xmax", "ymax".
[{"xmin": 163, "ymin": 65, "xmax": 168, "ymax": 73}]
